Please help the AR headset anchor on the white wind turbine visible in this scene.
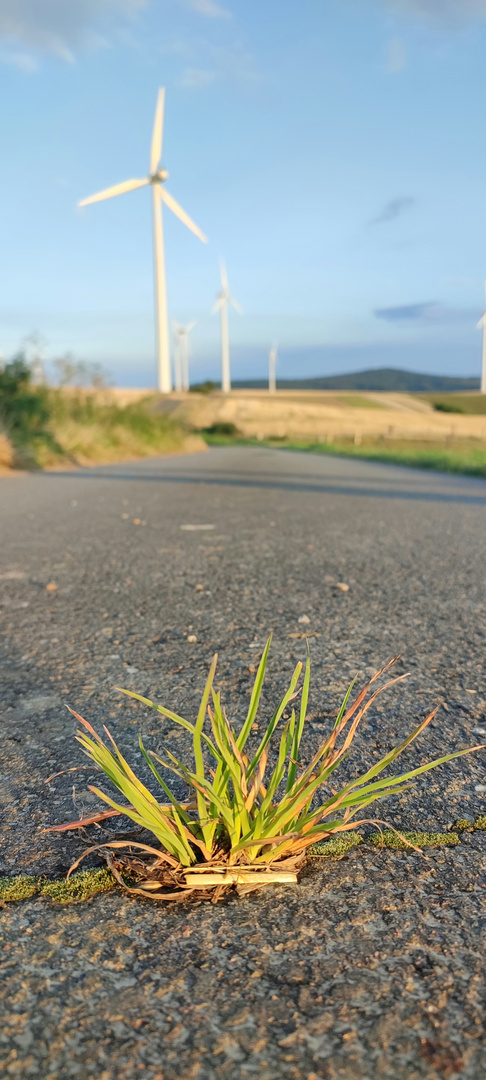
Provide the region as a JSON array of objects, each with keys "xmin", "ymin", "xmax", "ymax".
[
  {"xmin": 213, "ymin": 260, "xmax": 241, "ymax": 393},
  {"xmin": 173, "ymin": 321, "xmax": 196, "ymax": 392},
  {"xmin": 476, "ymin": 282, "xmax": 486, "ymax": 393},
  {"xmin": 78, "ymin": 88, "xmax": 208, "ymax": 394},
  {"xmin": 268, "ymin": 343, "xmax": 278, "ymax": 393}
]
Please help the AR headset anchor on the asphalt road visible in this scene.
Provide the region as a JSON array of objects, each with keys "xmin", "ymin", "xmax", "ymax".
[{"xmin": 1, "ymin": 446, "xmax": 485, "ymax": 1080}]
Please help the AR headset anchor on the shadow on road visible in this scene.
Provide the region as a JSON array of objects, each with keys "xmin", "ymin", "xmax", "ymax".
[{"xmin": 39, "ymin": 469, "xmax": 486, "ymax": 506}]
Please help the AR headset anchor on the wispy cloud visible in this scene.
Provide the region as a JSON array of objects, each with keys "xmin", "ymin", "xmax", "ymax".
[
  {"xmin": 184, "ymin": 0, "xmax": 231, "ymax": 18},
  {"xmin": 370, "ymin": 196, "xmax": 415, "ymax": 226},
  {"xmin": 166, "ymin": 35, "xmax": 262, "ymax": 93},
  {"xmin": 0, "ymin": 0, "xmax": 146, "ymax": 69},
  {"xmin": 383, "ymin": 0, "xmax": 486, "ymax": 28},
  {"xmin": 385, "ymin": 36, "xmax": 407, "ymax": 72},
  {"xmin": 375, "ymin": 301, "xmax": 476, "ymax": 322}
]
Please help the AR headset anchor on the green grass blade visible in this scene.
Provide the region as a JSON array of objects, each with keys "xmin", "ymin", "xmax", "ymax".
[
  {"xmin": 236, "ymin": 635, "xmax": 272, "ymax": 751},
  {"xmin": 287, "ymin": 648, "xmax": 311, "ymax": 791},
  {"xmin": 246, "ymin": 661, "xmax": 302, "ymax": 780},
  {"xmin": 333, "ymin": 677, "xmax": 356, "ymax": 729},
  {"xmin": 116, "ymin": 687, "xmax": 220, "ymax": 761},
  {"xmin": 193, "ymin": 655, "xmax": 218, "ymax": 850}
]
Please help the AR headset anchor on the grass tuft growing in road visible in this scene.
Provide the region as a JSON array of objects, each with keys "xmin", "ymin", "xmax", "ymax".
[{"xmin": 48, "ymin": 641, "xmax": 483, "ymax": 902}]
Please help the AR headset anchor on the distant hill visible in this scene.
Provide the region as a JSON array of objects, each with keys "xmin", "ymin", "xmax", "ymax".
[{"xmin": 231, "ymin": 368, "xmax": 480, "ymax": 392}]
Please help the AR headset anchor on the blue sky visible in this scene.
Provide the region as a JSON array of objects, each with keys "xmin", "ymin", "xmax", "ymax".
[{"xmin": 1, "ymin": 0, "xmax": 486, "ymax": 385}]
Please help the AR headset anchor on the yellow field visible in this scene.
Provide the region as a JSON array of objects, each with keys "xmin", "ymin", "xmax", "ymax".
[{"xmin": 168, "ymin": 389, "xmax": 486, "ymax": 445}]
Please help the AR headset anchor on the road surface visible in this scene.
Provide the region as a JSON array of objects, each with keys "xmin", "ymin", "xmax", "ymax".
[{"xmin": 1, "ymin": 447, "xmax": 485, "ymax": 1079}]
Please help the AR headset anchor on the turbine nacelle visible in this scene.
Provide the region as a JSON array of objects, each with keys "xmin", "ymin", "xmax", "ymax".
[{"xmin": 150, "ymin": 169, "xmax": 169, "ymax": 184}]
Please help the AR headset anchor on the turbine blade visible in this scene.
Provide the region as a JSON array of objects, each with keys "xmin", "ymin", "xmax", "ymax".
[
  {"xmin": 212, "ymin": 299, "xmax": 223, "ymax": 314},
  {"xmin": 185, "ymin": 321, "xmax": 196, "ymax": 333},
  {"xmin": 160, "ymin": 188, "xmax": 208, "ymax": 243},
  {"xmin": 477, "ymin": 316, "xmax": 486, "ymax": 329},
  {"xmin": 229, "ymin": 295, "xmax": 243, "ymax": 314},
  {"xmin": 150, "ymin": 88, "xmax": 165, "ymax": 174},
  {"xmin": 220, "ymin": 258, "xmax": 228, "ymax": 291},
  {"xmin": 78, "ymin": 178, "xmax": 148, "ymax": 207}
]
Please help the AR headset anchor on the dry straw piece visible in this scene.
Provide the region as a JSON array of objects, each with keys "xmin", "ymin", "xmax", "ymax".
[{"xmin": 52, "ymin": 639, "xmax": 484, "ymax": 902}]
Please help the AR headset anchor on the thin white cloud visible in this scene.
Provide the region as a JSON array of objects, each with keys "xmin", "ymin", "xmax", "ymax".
[
  {"xmin": 0, "ymin": 0, "xmax": 146, "ymax": 68},
  {"xmin": 185, "ymin": 0, "xmax": 231, "ymax": 18},
  {"xmin": 384, "ymin": 0, "xmax": 486, "ymax": 28},
  {"xmin": 385, "ymin": 36, "xmax": 407, "ymax": 72},
  {"xmin": 178, "ymin": 66, "xmax": 218, "ymax": 88},
  {"xmin": 166, "ymin": 35, "xmax": 262, "ymax": 92}
]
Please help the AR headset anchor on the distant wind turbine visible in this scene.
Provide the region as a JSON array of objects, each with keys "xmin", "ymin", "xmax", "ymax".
[
  {"xmin": 173, "ymin": 321, "xmax": 196, "ymax": 392},
  {"xmin": 78, "ymin": 88, "xmax": 208, "ymax": 394},
  {"xmin": 268, "ymin": 344, "xmax": 278, "ymax": 393},
  {"xmin": 477, "ymin": 282, "xmax": 486, "ymax": 393},
  {"xmin": 213, "ymin": 260, "xmax": 241, "ymax": 393}
]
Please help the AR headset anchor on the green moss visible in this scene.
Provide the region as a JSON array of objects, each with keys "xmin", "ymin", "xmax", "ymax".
[
  {"xmin": 369, "ymin": 830, "xmax": 460, "ymax": 850},
  {"xmin": 309, "ymin": 832, "xmax": 364, "ymax": 857},
  {"xmin": 0, "ymin": 875, "xmax": 40, "ymax": 902},
  {"xmin": 40, "ymin": 868, "xmax": 116, "ymax": 903},
  {"xmin": 454, "ymin": 815, "xmax": 486, "ymax": 832}
]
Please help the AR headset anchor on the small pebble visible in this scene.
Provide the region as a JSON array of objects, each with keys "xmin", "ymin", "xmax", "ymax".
[
  {"xmin": 474, "ymin": 784, "xmax": 486, "ymax": 794},
  {"xmin": 298, "ymin": 615, "xmax": 310, "ymax": 624},
  {"xmin": 336, "ymin": 582, "xmax": 350, "ymax": 592},
  {"xmin": 180, "ymin": 524, "xmax": 215, "ymax": 531},
  {"xmin": 187, "ymin": 635, "xmax": 197, "ymax": 643},
  {"xmin": 472, "ymin": 727, "xmax": 486, "ymax": 736}
]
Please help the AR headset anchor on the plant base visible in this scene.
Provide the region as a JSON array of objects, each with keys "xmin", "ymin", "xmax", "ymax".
[{"xmin": 82, "ymin": 845, "xmax": 305, "ymax": 903}]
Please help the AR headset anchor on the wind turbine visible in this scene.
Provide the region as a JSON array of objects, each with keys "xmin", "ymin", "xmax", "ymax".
[
  {"xmin": 78, "ymin": 88, "xmax": 208, "ymax": 394},
  {"xmin": 268, "ymin": 344, "xmax": 278, "ymax": 393},
  {"xmin": 477, "ymin": 282, "xmax": 486, "ymax": 393},
  {"xmin": 213, "ymin": 260, "xmax": 241, "ymax": 393},
  {"xmin": 173, "ymin": 321, "xmax": 196, "ymax": 392}
]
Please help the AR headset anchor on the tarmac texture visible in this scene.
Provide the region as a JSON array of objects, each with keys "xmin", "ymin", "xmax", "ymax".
[{"xmin": 1, "ymin": 446, "xmax": 485, "ymax": 1079}]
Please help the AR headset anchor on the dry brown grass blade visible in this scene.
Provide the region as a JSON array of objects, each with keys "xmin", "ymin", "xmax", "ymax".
[
  {"xmin": 67, "ymin": 840, "xmax": 180, "ymax": 878},
  {"xmin": 45, "ymin": 808, "xmax": 127, "ymax": 832},
  {"xmin": 329, "ymin": 673, "xmax": 410, "ymax": 765},
  {"xmin": 66, "ymin": 706, "xmax": 101, "ymax": 740}
]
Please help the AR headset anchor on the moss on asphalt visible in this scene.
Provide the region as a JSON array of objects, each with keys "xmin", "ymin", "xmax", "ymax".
[
  {"xmin": 368, "ymin": 830, "xmax": 460, "ymax": 850},
  {"xmin": 0, "ymin": 868, "xmax": 116, "ymax": 904}
]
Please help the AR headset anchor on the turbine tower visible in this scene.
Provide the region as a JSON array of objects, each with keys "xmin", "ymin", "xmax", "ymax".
[
  {"xmin": 477, "ymin": 282, "xmax": 486, "ymax": 394},
  {"xmin": 213, "ymin": 260, "xmax": 241, "ymax": 393},
  {"xmin": 173, "ymin": 321, "xmax": 196, "ymax": 392},
  {"xmin": 78, "ymin": 89, "xmax": 208, "ymax": 394},
  {"xmin": 268, "ymin": 344, "xmax": 278, "ymax": 393}
]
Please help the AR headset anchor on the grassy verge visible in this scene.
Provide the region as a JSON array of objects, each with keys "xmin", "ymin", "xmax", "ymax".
[
  {"xmin": 203, "ymin": 432, "xmax": 486, "ymax": 479},
  {"xmin": 0, "ymin": 359, "xmax": 204, "ymax": 469},
  {"xmin": 35, "ymin": 390, "xmax": 203, "ymax": 468}
]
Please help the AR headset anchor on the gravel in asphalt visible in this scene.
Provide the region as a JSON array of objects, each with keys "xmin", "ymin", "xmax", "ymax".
[{"xmin": 1, "ymin": 446, "xmax": 485, "ymax": 1079}]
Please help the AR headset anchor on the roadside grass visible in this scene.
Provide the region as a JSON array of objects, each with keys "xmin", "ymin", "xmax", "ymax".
[
  {"xmin": 35, "ymin": 390, "xmax": 201, "ymax": 467},
  {"xmin": 44, "ymin": 641, "xmax": 483, "ymax": 903},
  {"xmin": 202, "ymin": 431, "xmax": 486, "ymax": 478},
  {"xmin": 0, "ymin": 358, "xmax": 202, "ymax": 468}
]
